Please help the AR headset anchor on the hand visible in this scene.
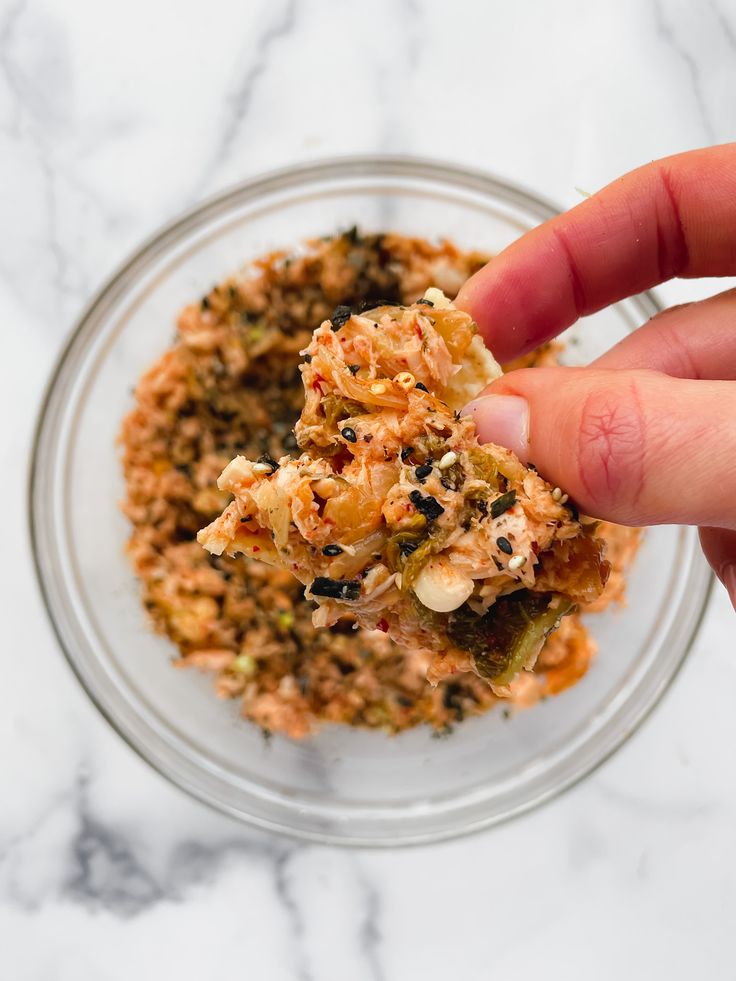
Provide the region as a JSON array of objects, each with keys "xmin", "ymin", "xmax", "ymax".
[{"xmin": 456, "ymin": 144, "xmax": 736, "ymax": 608}]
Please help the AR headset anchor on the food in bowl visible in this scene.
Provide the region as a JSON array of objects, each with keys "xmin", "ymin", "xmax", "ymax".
[
  {"xmin": 199, "ymin": 293, "xmax": 610, "ymax": 692},
  {"xmin": 120, "ymin": 229, "xmax": 639, "ymax": 738}
]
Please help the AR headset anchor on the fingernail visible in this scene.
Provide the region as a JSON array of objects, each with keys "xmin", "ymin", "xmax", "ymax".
[
  {"xmin": 723, "ymin": 564, "xmax": 736, "ymax": 612},
  {"xmin": 463, "ymin": 394, "xmax": 530, "ymax": 460}
]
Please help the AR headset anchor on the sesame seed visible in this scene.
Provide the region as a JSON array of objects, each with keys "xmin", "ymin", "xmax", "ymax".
[
  {"xmin": 409, "ymin": 490, "xmax": 444, "ymax": 521},
  {"xmin": 394, "ymin": 371, "xmax": 415, "ymax": 390},
  {"xmin": 370, "ymin": 382, "xmax": 387, "ymax": 395},
  {"xmin": 255, "ymin": 453, "xmax": 279, "ymax": 474},
  {"xmin": 322, "ymin": 544, "xmax": 344, "ymax": 556},
  {"xmin": 310, "ymin": 577, "xmax": 361, "ymax": 600},
  {"xmin": 415, "ymin": 382, "xmax": 429, "ymax": 393},
  {"xmin": 395, "ymin": 573, "xmax": 403, "ymax": 589},
  {"xmin": 341, "ymin": 427, "xmax": 358, "ymax": 443},
  {"xmin": 508, "ymin": 555, "xmax": 526, "ymax": 571},
  {"xmin": 414, "ymin": 463, "xmax": 433, "ymax": 482},
  {"xmin": 496, "ymin": 536, "xmax": 513, "ymax": 555},
  {"xmin": 551, "ymin": 487, "xmax": 563, "ymax": 501},
  {"xmin": 438, "ymin": 451, "xmax": 457, "ymax": 470},
  {"xmin": 560, "ymin": 493, "xmax": 569, "ymax": 505},
  {"xmin": 330, "ymin": 305, "xmax": 352, "ymax": 331}
]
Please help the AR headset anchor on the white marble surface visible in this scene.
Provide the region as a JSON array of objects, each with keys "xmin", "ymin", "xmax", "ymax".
[{"xmin": 2, "ymin": 0, "xmax": 736, "ymax": 977}]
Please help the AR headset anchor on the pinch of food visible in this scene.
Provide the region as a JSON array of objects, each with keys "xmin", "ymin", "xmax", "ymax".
[
  {"xmin": 198, "ymin": 290, "xmax": 611, "ymax": 693},
  {"xmin": 123, "ymin": 228, "xmax": 640, "ymax": 738}
]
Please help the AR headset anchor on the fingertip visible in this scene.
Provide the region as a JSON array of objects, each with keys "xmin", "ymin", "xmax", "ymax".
[
  {"xmin": 699, "ymin": 527, "xmax": 736, "ymax": 610},
  {"xmin": 462, "ymin": 393, "xmax": 530, "ymax": 461},
  {"xmin": 456, "ymin": 267, "xmax": 527, "ymax": 363},
  {"xmin": 724, "ymin": 564, "xmax": 736, "ymax": 611}
]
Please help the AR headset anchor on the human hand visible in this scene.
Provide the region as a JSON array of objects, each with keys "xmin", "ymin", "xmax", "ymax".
[{"xmin": 456, "ymin": 144, "xmax": 736, "ymax": 608}]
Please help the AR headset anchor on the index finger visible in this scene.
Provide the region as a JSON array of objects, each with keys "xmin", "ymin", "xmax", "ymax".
[{"xmin": 456, "ymin": 143, "xmax": 736, "ymax": 362}]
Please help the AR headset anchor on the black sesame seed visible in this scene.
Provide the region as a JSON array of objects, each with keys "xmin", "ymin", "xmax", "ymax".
[
  {"xmin": 416, "ymin": 298, "xmax": 434, "ymax": 307},
  {"xmin": 200, "ymin": 295, "xmax": 210, "ymax": 310},
  {"xmin": 240, "ymin": 516, "xmax": 252, "ymax": 522},
  {"xmin": 257, "ymin": 453, "xmax": 280, "ymax": 473},
  {"xmin": 496, "ymin": 536, "xmax": 513, "ymax": 555},
  {"xmin": 303, "ymin": 353, "xmax": 312, "ymax": 363},
  {"xmin": 322, "ymin": 544, "xmax": 344, "ymax": 556},
  {"xmin": 310, "ymin": 577, "xmax": 361, "ymax": 601},
  {"xmin": 341, "ymin": 426, "xmax": 357, "ymax": 443},
  {"xmin": 357, "ymin": 298, "xmax": 400, "ymax": 312},
  {"xmin": 401, "ymin": 446, "xmax": 414, "ymax": 462},
  {"xmin": 409, "ymin": 490, "xmax": 445, "ymax": 521},
  {"xmin": 490, "ymin": 490, "xmax": 517, "ymax": 519},
  {"xmin": 440, "ymin": 477, "xmax": 454, "ymax": 490},
  {"xmin": 415, "ymin": 382, "xmax": 429, "ymax": 392},
  {"xmin": 348, "ymin": 363, "xmax": 361, "ymax": 375},
  {"xmin": 330, "ymin": 305, "xmax": 352, "ymax": 331},
  {"xmin": 565, "ymin": 500, "xmax": 580, "ymax": 522},
  {"xmin": 414, "ymin": 463, "xmax": 433, "ymax": 482},
  {"xmin": 399, "ymin": 540, "xmax": 419, "ymax": 556}
]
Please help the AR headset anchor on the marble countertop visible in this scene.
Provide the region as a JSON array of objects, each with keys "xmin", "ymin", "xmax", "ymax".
[{"xmin": 3, "ymin": 0, "xmax": 736, "ymax": 977}]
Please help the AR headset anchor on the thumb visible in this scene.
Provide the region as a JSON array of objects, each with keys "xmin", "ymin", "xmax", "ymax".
[{"xmin": 463, "ymin": 366, "xmax": 736, "ymax": 528}]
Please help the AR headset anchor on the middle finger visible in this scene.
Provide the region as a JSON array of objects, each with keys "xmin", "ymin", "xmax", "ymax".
[{"xmin": 595, "ymin": 287, "xmax": 736, "ymax": 380}]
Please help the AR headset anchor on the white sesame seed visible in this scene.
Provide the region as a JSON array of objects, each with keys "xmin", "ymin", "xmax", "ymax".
[
  {"xmin": 394, "ymin": 573, "xmax": 403, "ymax": 590},
  {"xmin": 394, "ymin": 371, "xmax": 415, "ymax": 390},
  {"xmin": 551, "ymin": 487, "xmax": 563, "ymax": 501},
  {"xmin": 508, "ymin": 555, "xmax": 527, "ymax": 571},
  {"xmin": 253, "ymin": 462, "xmax": 274, "ymax": 474},
  {"xmin": 560, "ymin": 493, "xmax": 569, "ymax": 505},
  {"xmin": 438, "ymin": 451, "xmax": 458, "ymax": 470},
  {"xmin": 370, "ymin": 382, "xmax": 387, "ymax": 395}
]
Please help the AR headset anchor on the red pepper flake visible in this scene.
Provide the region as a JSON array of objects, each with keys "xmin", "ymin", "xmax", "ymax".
[
  {"xmin": 377, "ymin": 618, "xmax": 389, "ymax": 633},
  {"xmin": 252, "ymin": 546, "xmax": 260, "ymax": 553}
]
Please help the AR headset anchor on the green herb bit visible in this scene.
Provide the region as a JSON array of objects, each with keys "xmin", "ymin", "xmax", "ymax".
[
  {"xmin": 232, "ymin": 654, "xmax": 257, "ymax": 676},
  {"xmin": 490, "ymin": 490, "xmax": 517, "ymax": 519},
  {"xmin": 447, "ymin": 591, "xmax": 574, "ymax": 686},
  {"xmin": 277, "ymin": 611, "xmax": 295, "ymax": 631}
]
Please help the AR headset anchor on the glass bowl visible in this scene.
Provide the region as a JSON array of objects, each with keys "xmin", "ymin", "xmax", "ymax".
[{"xmin": 30, "ymin": 157, "xmax": 712, "ymax": 846}]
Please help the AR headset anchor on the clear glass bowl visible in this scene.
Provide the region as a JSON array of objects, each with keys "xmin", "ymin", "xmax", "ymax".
[{"xmin": 30, "ymin": 157, "xmax": 712, "ymax": 845}]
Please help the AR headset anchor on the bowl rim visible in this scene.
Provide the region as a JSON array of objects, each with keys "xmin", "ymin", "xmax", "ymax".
[{"xmin": 28, "ymin": 154, "xmax": 714, "ymax": 846}]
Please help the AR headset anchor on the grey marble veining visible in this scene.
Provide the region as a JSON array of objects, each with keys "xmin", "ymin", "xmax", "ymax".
[{"xmin": 2, "ymin": 0, "xmax": 736, "ymax": 977}]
